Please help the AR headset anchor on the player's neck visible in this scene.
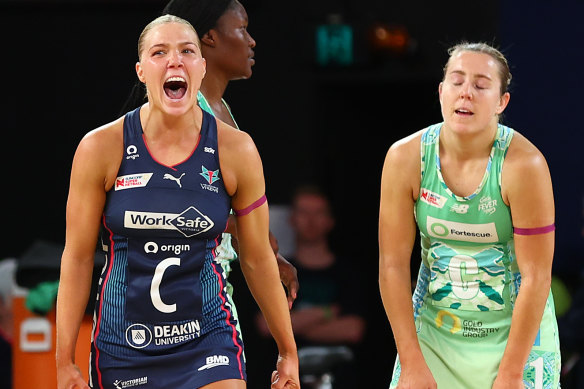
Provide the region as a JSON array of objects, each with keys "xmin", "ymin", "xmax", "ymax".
[
  {"xmin": 440, "ymin": 123, "xmax": 496, "ymax": 162},
  {"xmin": 200, "ymin": 71, "xmax": 229, "ymax": 106}
]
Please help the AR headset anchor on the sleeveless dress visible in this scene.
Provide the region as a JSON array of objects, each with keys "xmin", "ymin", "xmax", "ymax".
[
  {"xmin": 90, "ymin": 107, "xmax": 246, "ymax": 388},
  {"xmin": 196, "ymin": 91, "xmax": 243, "ymax": 342},
  {"xmin": 197, "ymin": 90, "xmax": 239, "ymax": 279},
  {"xmin": 389, "ymin": 123, "xmax": 561, "ymax": 389}
]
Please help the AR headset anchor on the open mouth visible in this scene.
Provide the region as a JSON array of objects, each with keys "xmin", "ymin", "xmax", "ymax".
[
  {"xmin": 164, "ymin": 76, "xmax": 187, "ymax": 100},
  {"xmin": 455, "ymin": 109, "xmax": 473, "ymax": 116}
]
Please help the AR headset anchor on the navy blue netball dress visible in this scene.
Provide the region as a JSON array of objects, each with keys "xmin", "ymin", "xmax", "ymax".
[{"xmin": 89, "ymin": 107, "xmax": 246, "ymax": 389}]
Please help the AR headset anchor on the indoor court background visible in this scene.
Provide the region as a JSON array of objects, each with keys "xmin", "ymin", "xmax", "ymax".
[{"xmin": 1, "ymin": 1, "xmax": 583, "ymax": 388}]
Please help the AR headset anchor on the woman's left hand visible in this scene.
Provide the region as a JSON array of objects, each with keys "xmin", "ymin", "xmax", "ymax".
[{"xmin": 271, "ymin": 354, "xmax": 300, "ymax": 389}]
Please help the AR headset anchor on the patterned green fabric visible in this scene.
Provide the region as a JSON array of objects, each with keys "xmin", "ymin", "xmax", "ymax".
[
  {"xmin": 197, "ymin": 90, "xmax": 239, "ymax": 129},
  {"xmin": 389, "ymin": 123, "xmax": 561, "ymax": 388},
  {"xmin": 197, "ymin": 90, "xmax": 239, "ymax": 273},
  {"xmin": 197, "ymin": 91, "xmax": 242, "ymax": 350}
]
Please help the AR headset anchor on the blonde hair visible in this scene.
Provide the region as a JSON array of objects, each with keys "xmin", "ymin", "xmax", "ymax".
[{"xmin": 137, "ymin": 14, "xmax": 200, "ymax": 60}]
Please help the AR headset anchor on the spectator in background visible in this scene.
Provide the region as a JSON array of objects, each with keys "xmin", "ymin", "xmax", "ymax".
[
  {"xmin": 0, "ymin": 258, "xmax": 17, "ymax": 389},
  {"xmin": 256, "ymin": 185, "xmax": 366, "ymax": 389}
]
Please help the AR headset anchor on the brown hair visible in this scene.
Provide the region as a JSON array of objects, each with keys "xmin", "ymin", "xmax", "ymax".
[
  {"xmin": 443, "ymin": 42, "xmax": 512, "ymax": 96},
  {"xmin": 291, "ymin": 184, "xmax": 332, "ymax": 214}
]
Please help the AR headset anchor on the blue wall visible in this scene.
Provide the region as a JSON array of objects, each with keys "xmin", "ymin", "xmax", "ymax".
[{"xmin": 499, "ymin": 1, "xmax": 584, "ymax": 275}]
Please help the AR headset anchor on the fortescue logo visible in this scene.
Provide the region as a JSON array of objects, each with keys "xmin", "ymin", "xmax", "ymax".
[{"xmin": 426, "ymin": 216, "xmax": 498, "ymax": 243}]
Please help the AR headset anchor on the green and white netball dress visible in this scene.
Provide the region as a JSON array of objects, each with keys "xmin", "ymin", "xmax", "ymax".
[
  {"xmin": 389, "ymin": 123, "xmax": 561, "ymax": 389},
  {"xmin": 197, "ymin": 91, "xmax": 242, "ymax": 343},
  {"xmin": 197, "ymin": 91, "xmax": 238, "ymax": 277}
]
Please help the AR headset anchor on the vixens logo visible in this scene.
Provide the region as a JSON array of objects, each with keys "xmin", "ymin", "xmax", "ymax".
[{"xmin": 199, "ymin": 166, "xmax": 220, "ymax": 185}]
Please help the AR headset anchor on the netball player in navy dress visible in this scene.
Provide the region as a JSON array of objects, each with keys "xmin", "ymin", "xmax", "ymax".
[
  {"xmin": 120, "ymin": 0, "xmax": 300, "ymax": 313},
  {"xmin": 56, "ymin": 15, "xmax": 299, "ymax": 389}
]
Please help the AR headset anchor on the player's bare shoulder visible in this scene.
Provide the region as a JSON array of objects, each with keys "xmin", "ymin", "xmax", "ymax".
[
  {"xmin": 215, "ymin": 118, "xmax": 261, "ymax": 196},
  {"xmin": 380, "ymin": 129, "xmax": 425, "ymax": 201},
  {"xmin": 73, "ymin": 116, "xmax": 125, "ymax": 190},
  {"xmin": 501, "ymin": 130, "xmax": 552, "ymax": 204},
  {"xmin": 77, "ymin": 116, "xmax": 125, "ymax": 157},
  {"xmin": 384, "ymin": 129, "xmax": 424, "ymax": 173},
  {"xmin": 504, "ymin": 130, "xmax": 549, "ymax": 173},
  {"xmin": 216, "ymin": 118, "xmax": 257, "ymax": 162}
]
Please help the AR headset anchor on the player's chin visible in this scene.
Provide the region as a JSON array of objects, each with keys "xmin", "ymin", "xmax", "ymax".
[
  {"xmin": 233, "ymin": 72, "xmax": 252, "ymax": 81},
  {"xmin": 243, "ymin": 63, "xmax": 254, "ymax": 79},
  {"xmin": 162, "ymin": 94, "xmax": 195, "ymax": 113},
  {"xmin": 163, "ymin": 103, "xmax": 192, "ymax": 117}
]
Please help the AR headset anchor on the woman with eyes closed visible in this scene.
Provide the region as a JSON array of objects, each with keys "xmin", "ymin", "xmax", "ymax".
[
  {"xmin": 378, "ymin": 42, "xmax": 560, "ymax": 389},
  {"xmin": 56, "ymin": 15, "xmax": 299, "ymax": 389}
]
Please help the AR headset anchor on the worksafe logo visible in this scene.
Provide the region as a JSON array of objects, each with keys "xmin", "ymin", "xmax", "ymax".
[
  {"xmin": 170, "ymin": 207, "xmax": 215, "ymax": 237},
  {"xmin": 124, "ymin": 207, "xmax": 214, "ymax": 238},
  {"xmin": 200, "ymin": 166, "xmax": 220, "ymax": 184},
  {"xmin": 426, "ymin": 216, "xmax": 498, "ymax": 243}
]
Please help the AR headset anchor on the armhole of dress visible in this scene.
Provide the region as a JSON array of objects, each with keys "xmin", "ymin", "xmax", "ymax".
[
  {"xmin": 498, "ymin": 126, "xmax": 514, "ymax": 190},
  {"xmin": 121, "ymin": 109, "xmax": 132, "ymax": 148},
  {"xmin": 418, "ymin": 128, "xmax": 429, "ymax": 202},
  {"xmin": 419, "ymin": 132, "xmax": 426, "ymax": 182},
  {"xmin": 207, "ymin": 111, "xmax": 226, "ymax": 194},
  {"xmin": 198, "ymin": 91, "xmax": 214, "ymax": 116},
  {"xmin": 222, "ymin": 98, "xmax": 239, "ymax": 130}
]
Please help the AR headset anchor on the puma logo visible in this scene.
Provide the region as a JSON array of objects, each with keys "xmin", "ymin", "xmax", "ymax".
[{"xmin": 163, "ymin": 173, "xmax": 186, "ymax": 188}]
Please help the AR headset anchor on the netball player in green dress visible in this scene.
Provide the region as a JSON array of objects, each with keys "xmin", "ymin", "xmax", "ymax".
[{"xmin": 379, "ymin": 42, "xmax": 560, "ymax": 389}]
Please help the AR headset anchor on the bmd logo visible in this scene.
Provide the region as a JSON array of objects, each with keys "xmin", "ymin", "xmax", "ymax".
[{"xmin": 198, "ymin": 355, "xmax": 230, "ymax": 371}]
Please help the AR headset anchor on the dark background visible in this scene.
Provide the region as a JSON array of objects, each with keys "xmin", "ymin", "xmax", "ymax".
[{"xmin": 1, "ymin": 0, "xmax": 583, "ymax": 388}]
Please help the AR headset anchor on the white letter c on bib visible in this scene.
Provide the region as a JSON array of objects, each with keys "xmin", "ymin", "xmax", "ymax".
[{"xmin": 151, "ymin": 257, "xmax": 180, "ymax": 313}]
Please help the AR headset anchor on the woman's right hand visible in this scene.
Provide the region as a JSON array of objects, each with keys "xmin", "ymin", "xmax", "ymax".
[
  {"xmin": 57, "ymin": 363, "xmax": 90, "ymax": 389},
  {"xmin": 397, "ymin": 362, "xmax": 437, "ymax": 389}
]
